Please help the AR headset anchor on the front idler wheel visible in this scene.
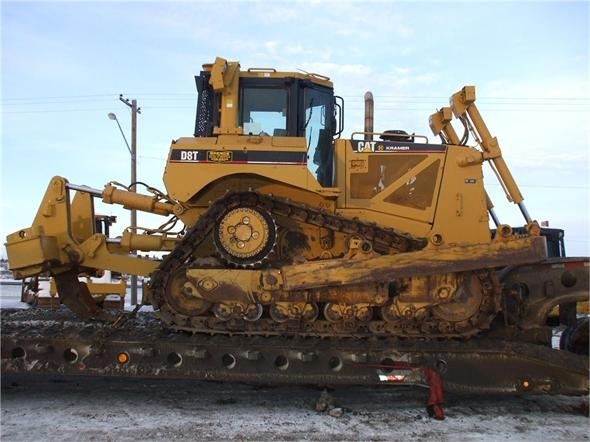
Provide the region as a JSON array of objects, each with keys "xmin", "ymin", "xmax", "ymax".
[{"xmin": 164, "ymin": 268, "xmax": 212, "ymax": 317}]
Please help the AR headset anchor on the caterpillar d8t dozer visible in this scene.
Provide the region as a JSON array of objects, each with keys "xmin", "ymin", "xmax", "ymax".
[{"xmin": 4, "ymin": 58, "xmax": 588, "ymax": 398}]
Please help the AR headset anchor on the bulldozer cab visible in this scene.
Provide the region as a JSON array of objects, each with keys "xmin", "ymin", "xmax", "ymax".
[{"xmin": 193, "ymin": 59, "xmax": 340, "ymax": 187}]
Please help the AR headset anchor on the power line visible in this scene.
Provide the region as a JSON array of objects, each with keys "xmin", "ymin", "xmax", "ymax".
[
  {"xmin": 2, "ymin": 92, "xmax": 588, "ymax": 118},
  {"xmin": 341, "ymin": 95, "xmax": 590, "ymax": 101},
  {"xmin": 3, "ymin": 105, "xmax": 588, "ymax": 115},
  {"xmin": 485, "ymin": 183, "xmax": 589, "ymax": 190},
  {"xmin": 3, "ymin": 94, "xmax": 588, "ymax": 105},
  {"xmin": 4, "ymin": 92, "xmax": 588, "ymax": 100},
  {"xmin": 1, "ymin": 108, "xmax": 123, "ymax": 114},
  {"xmin": 1, "ymin": 94, "xmax": 117, "ymax": 101}
]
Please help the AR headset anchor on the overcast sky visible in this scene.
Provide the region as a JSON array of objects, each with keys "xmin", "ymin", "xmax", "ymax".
[{"xmin": 1, "ymin": 0, "xmax": 588, "ymax": 258}]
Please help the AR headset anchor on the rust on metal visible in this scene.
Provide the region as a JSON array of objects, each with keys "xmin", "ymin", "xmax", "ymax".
[{"xmin": 53, "ymin": 270, "xmax": 102, "ymax": 319}]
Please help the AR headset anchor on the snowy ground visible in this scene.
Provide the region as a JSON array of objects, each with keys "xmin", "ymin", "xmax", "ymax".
[{"xmin": 1, "ymin": 374, "xmax": 588, "ymax": 441}]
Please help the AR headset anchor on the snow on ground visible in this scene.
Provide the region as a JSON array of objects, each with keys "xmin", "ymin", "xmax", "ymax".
[{"xmin": 1, "ymin": 375, "xmax": 588, "ymax": 441}]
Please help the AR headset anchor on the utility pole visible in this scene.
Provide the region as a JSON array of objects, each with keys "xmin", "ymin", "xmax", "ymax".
[{"xmin": 119, "ymin": 95, "xmax": 141, "ymax": 306}]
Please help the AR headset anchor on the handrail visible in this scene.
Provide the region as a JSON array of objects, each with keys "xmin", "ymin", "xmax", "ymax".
[{"xmin": 350, "ymin": 131, "xmax": 429, "ymax": 143}]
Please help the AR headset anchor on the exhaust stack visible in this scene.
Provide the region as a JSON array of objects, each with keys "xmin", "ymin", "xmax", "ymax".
[{"xmin": 364, "ymin": 91, "xmax": 374, "ymax": 141}]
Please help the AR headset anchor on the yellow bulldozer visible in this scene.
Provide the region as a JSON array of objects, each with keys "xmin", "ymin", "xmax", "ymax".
[{"xmin": 4, "ymin": 57, "xmax": 587, "ymax": 343}]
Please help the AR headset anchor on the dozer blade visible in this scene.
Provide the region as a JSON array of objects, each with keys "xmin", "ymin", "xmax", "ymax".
[
  {"xmin": 280, "ymin": 235, "xmax": 548, "ymax": 291},
  {"xmin": 53, "ymin": 270, "xmax": 104, "ymax": 319}
]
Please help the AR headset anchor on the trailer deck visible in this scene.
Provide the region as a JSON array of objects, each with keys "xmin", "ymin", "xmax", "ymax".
[{"xmin": 2, "ymin": 307, "xmax": 587, "ymax": 397}]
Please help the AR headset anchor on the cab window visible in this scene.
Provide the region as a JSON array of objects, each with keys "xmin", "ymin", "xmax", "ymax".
[
  {"xmin": 304, "ymin": 87, "xmax": 334, "ymax": 186},
  {"xmin": 240, "ymin": 87, "xmax": 288, "ymax": 136}
]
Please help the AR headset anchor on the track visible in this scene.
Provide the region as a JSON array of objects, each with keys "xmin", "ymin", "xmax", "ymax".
[{"xmin": 148, "ymin": 191, "xmax": 500, "ymax": 339}]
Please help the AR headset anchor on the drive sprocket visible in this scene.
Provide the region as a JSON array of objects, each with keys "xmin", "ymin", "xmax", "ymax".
[{"xmin": 214, "ymin": 205, "xmax": 277, "ymax": 268}]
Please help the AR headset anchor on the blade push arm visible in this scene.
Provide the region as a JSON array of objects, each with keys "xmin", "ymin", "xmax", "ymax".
[{"xmin": 5, "ymin": 176, "xmax": 179, "ymax": 280}]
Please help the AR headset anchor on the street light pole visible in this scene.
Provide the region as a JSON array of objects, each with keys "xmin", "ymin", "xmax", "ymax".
[
  {"xmin": 107, "ymin": 112, "xmax": 131, "ymax": 156},
  {"xmin": 129, "ymin": 99, "xmax": 138, "ymax": 307},
  {"xmin": 107, "ymin": 95, "xmax": 141, "ymax": 306}
]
